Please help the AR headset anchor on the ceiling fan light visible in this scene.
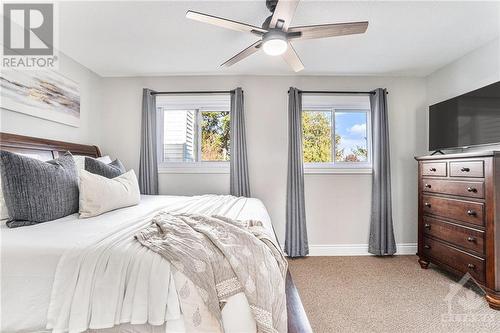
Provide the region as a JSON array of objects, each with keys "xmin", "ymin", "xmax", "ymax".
[{"xmin": 262, "ymin": 38, "xmax": 288, "ymax": 56}]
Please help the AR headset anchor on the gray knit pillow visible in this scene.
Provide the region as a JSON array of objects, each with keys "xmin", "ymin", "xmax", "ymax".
[
  {"xmin": 84, "ymin": 157, "xmax": 125, "ymax": 179},
  {"xmin": 0, "ymin": 151, "xmax": 79, "ymax": 228}
]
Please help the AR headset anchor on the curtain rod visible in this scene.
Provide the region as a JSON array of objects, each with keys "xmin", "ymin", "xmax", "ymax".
[
  {"xmin": 151, "ymin": 90, "xmax": 237, "ymax": 96},
  {"xmin": 288, "ymin": 90, "xmax": 388, "ymax": 95}
]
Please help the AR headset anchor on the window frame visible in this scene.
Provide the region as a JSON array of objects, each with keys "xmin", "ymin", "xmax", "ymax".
[
  {"xmin": 156, "ymin": 95, "xmax": 231, "ymax": 174},
  {"xmin": 302, "ymin": 105, "xmax": 372, "ymax": 173}
]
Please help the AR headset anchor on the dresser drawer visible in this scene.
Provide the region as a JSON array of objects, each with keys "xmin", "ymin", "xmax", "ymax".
[
  {"xmin": 422, "ymin": 216, "xmax": 485, "ymax": 255},
  {"xmin": 421, "ymin": 162, "xmax": 447, "ymax": 177},
  {"xmin": 422, "ymin": 179, "xmax": 484, "ymax": 199},
  {"xmin": 422, "ymin": 195, "xmax": 484, "ymax": 226},
  {"xmin": 449, "ymin": 161, "xmax": 484, "ymax": 178},
  {"xmin": 422, "ymin": 236, "xmax": 485, "ymax": 282}
]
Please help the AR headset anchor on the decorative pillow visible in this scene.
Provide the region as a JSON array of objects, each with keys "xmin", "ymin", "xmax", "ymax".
[
  {"xmin": 0, "ymin": 151, "xmax": 79, "ymax": 227},
  {"xmin": 1, "ymin": 152, "xmax": 63, "ymax": 221},
  {"xmin": 74, "ymin": 155, "xmax": 112, "ymax": 172},
  {"xmin": 0, "ymin": 177, "xmax": 9, "ymax": 220},
  {"xmin": 79, "ymin": 169, "xmax": 140, "ymax": 218},
  {"xmin": 85, "ymin": 157, "xmax": 125, "ymax": 179}
]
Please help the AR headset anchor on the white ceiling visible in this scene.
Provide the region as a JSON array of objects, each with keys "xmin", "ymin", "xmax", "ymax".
[{"xmin": 59, "ymin": 1, "xmax": 500, "ymax": 77}]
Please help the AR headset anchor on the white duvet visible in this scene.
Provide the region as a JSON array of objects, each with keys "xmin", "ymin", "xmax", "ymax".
[{"xmin": 1, "ymin": 195, "xmax": 277, "ymax": 333}]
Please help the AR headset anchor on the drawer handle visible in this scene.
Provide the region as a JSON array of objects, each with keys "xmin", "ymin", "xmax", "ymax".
[
  {"xmin": 424, "ymin": 202, "xmax": 431, "ymax": 208},
  {"xmin": 424, "ymin": 184, "xmax": 431, "ymax": 189},
  {"xmin": 467, "ymin": 187, "xmax": 477, "ymax": 193},
  {"xmin": 461, "ymin": 167, "xmax": 471, "ymax": 172},
  {"xmin": 467, "ymin": 237, "xmax": 476, "ymax": 242},
  {"xmin": 424, "ymin": 223, "xmax": 431, "ymax": 229},
  {"xmin": 467, "ymin": 263, "xmax": 475, "ymax": 270},
  {"xmin": 424, "ymin": 245, "xmax": 431, "ymax": 249},
  {"xmin": 467, "ymin": 210, "xmax": 477, "ymax": 216},
  {"xmin": 429, "ymin": 168, "xmax": 437, "ymax": 172}
]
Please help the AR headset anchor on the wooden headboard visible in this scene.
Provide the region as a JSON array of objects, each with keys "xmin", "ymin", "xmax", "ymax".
[{"xmin": 0, "ymin": 132, "xmax": 101, "ymax": 161}]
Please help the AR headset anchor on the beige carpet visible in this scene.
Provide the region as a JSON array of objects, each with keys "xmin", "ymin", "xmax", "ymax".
[{"xmin": 288, "ymin": 255, "xmax": 500, "ymax": 333}]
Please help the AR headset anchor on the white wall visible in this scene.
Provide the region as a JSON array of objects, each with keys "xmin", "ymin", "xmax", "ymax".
[
  {"xmin": 426, "ymin": 38, "xmax": 500, "ymax": 105},
  {"xmin": 425, "ymin": 38, "xmax": 500, "ymax": 152},
  {"xmin": 0, "ymin": 52, "xmax": 103, "ymax": 146},
  {"xmin": 99, "ymin": 75, "xmax": 427, "ymax": 252}
]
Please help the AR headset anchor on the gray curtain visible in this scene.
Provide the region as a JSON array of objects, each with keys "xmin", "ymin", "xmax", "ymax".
[
  {"xmin": 230, "ymin": 88, "xmax": 251, "ymax": 197},
  {"xmin": 138, "ymin": 88, "xmax": 159, "ymax": 195},
  {"xmin": 285, "ymin": 87, "xmax": 309, "ymax": 258},
  {"xmin": 368, "ymin": 88, "xmax": 396, "ymax": 255}
]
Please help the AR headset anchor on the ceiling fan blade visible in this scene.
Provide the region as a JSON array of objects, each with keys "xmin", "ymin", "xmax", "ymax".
[
  {"xmin": 186, "ymin": 10, "xmax": 267, "ymax": 34},
  {"xmin": 288, "ymin": 21, "xmax": 369, "ymax": 40},
  {"xmin": 221, "ymin": 41, "xmax": 262, "ymax": 67},
  {"xmin": 270, "ymin": 0, "xmax": 300, "ymax": 31},
  {"xmin": 282, "ymin": 43, "xmax": 304, "ymax": 72}
]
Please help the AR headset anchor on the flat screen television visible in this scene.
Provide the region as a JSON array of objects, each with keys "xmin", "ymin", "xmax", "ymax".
[{"xmin": 429, "ymin": 81, "xmax": 500, "ymax": 151}]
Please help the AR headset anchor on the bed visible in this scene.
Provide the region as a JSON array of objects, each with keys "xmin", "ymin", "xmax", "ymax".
[{"xmin": 0, "ymin": 132, "xmax": 311, "ymax": 333}]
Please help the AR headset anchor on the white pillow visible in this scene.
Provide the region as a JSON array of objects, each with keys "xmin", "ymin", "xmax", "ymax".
[
  {"xmin": 97, "ymin": 155, "xmax": 113, "ymax": 164},
  {"xmin": 73, "ymin": 155, "xmax": 114, "ymax": 180},
  {"xmin": 74, "ymin": 155, "xmax": 112, "ymax": 171},
  {"xmin": 79, "ymin": 169, "xmax": 140, "ymax": 218}
]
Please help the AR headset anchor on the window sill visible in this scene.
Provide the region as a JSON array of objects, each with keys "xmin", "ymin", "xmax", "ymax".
[
  {"xmin": 304, "ymin": 167, "xmax": 373, "ymax": 175},
  {"xmin": 158, "ymin": 163, "xmax": 230, "ymax": 174}
]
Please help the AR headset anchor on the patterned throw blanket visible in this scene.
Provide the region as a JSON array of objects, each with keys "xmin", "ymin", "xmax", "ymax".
[{"xmin": 135, "ymin": 212, "xmax": 288, "ymax": 333}]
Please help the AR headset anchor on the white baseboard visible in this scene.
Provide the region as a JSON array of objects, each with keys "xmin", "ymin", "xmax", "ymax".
[{"xmin": 304, "ymin": 243, "xmax": 417, "ymax": 256}]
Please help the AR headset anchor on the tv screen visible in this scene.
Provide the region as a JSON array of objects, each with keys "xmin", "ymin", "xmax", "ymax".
[{"xmin": 429, "ymin": 81, "xmax": 500, "ymax": 151}]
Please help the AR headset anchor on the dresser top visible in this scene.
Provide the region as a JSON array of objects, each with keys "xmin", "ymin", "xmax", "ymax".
[{"xmin": 415, "ymin": 151, "xmax": 500, "ymax": 161}]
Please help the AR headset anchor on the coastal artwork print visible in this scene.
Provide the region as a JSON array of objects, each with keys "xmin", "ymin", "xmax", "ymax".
[{"xmin": 0, "ymin": 70, "xmax": 80, "ymax": 127}]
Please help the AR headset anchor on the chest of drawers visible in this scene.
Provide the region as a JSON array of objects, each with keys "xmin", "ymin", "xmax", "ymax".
[{"xmin": 415, "ymin": 152, "xmax": 500, "ymax": 310}]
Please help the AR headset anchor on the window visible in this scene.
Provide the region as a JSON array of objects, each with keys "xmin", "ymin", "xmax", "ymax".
[
  {"xmin": 302, "ymin": 95, "xmax": 371, "ymax": 171},
  {"xmin": 157, "ymin": 95, "xmax": 230, "ymax": 172}
]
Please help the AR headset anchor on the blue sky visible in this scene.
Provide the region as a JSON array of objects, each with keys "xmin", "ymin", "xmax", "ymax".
[{"xmin": 335, "ymin": 112, "xmax": 367, "ymax": 158}]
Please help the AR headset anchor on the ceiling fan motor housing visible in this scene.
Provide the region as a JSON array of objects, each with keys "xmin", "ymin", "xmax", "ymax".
[
  {"xmin": 263, "ymin": 29, "xmax": 287, "ymax": 42},
  {"xmin": 262, "ymin": 29, "xmax": 288, "ymax": 56}
]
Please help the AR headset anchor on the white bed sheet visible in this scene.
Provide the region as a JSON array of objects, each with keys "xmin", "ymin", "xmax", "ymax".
[{"xmin": 0, "ymin": 195, "xmax": 276, "ymax": 333}]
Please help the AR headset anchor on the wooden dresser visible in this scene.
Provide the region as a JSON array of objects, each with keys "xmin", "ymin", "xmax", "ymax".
[{"xmin": 415, "ymin": 151, "xmax": 500, "ymax": 310}]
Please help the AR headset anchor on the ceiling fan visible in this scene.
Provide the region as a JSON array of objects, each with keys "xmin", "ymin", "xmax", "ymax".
[{"xmin": 186, "ymin": 0, "xmax": 368, "ymax": 72}]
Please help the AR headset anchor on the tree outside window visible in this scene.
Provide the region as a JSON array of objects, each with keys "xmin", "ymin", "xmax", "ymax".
[
  {"xmin": 201, "ymin": 111, "xmax": 230, "ymax": 161},
  {"xmin": 302, "ymin": 110, "xmax": 369, "ymax": 164}
]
